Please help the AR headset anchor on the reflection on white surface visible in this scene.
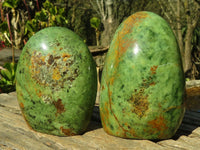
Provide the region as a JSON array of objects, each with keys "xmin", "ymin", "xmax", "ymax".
[
  {"xmin": 133, "ymin": 43, "xmax": 140, "ymax": 55},
  {"xmin": 41, "ymin": 43, "xmax": 47, "ymax": 50}
]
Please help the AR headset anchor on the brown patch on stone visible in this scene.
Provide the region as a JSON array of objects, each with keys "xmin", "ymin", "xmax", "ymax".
[
  {"xmin": 104, "ymin": 102, "xmax": 110, "ymax": 117},
  {"xmin": 40, "ymin": 56, "xmax": 45, "ymax": 62},
  {"xmin": 148, "ymin": 115, "xmax": 168, "ymax": 130},
  {"xmin": 147, "ymin": 115, "xmax": 168, "ymax": 138},
  {"xmin": 150, "ymin": 65, "xmax": 158, "ymax": 75},
  {"xmin": 30, "ymin": 51, "xmax": 78, "ymax": 92},
  {"xmin": 62, "ymin": 53, "xmax": 71, "ymax": 58},
  {"xmin": 60, "ymin": 126, "xmax": 76, "ymax": 136},
  {"xmin": 37, "ymin": 90, "xmax": 42, "ymax": 97},
  {"xmin": 149, "ymin": 82, "xmax": 156, "ymax": 86},
  {"xmin": 35, "ymin": 88, "xmax": 42, "ymax": 97},
  {"xmin": 62, "ymin": 53, "xmax": 71, "ymax": 62},
  {"xmin": 129, "ymin": 90, "xmax": 149, "ymax": 118},
  {"xmin": 52, "ymin": 68, "xmax": 61, "ymax": 80},
  {"xmin": 48, "ymin": 55, "xmax": 54, "ymax": 65},
  {"xmin": 54, "ymin": 56, "xmax": 61, "ymax": 59},
  {"xmin": 30, "ymin": 52, "xmax": 47, "ymax": 83},
  {"xmin": 20, "ymin": 102, "xmax": 24, "ymax": 109},
  {"xmin": 53, "ymin": 99, "xmax": 66, "ymax": 116},
  {"xmin": 110, "ymin": 77, "xmax": 115, "ymax": 85}
]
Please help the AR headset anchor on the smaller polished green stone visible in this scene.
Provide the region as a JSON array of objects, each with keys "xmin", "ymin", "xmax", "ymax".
[{"xmin": 16, "ymin": 27, "xmax": 97, "ymax": 136}]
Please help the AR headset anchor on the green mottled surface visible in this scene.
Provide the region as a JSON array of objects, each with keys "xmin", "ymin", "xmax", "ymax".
[
  {"xmin": 100, "ymin": 11, "xmax": 185, "ymax": 139},
  {"xmin": 16, "ymin": 27, "xmax": 97, "ymax": 136}
]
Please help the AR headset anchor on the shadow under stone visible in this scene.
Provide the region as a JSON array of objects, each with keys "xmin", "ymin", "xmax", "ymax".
[
  {"xmin": 172, "ymin": 110, "xmax": 200, "ymax": 140},
  {"xmin": 86, "ymin": 106, "xmax": 102, "ymax": 132}
]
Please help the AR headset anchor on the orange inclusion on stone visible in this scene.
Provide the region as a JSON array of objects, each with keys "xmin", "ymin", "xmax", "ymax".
[
  {"xmin": 20, "ymin": 102, "xmax": 24, "ymax": 109},
  {"xmin": 111, "ymin": 12, "xmax": 148, "ymax": 71},
  {"xmin": 52, "ymin": 68, "xmax": 61, "ymax": 80},
  {"xmin": 53, "ymin": 99, "xmax": 66, "ymax": 117},
  {"xmin": 62, "ymin": 53, "xmax": 71, "ymax": 58},
  {"xmin": 149, "ymin": 82, "xmax": 156, "ymax": 86},
  {"xmin": 100, "ymin": 101, "xmax": 111, "ymax": 134},
  {"xmin": 60, "ymin": 126, "xmax": 76, "ymax": 136},
  {"xmin": 36, "ymin": 90, "xmax": 42, "ymax": 97},
  {"xmin": 147, "ymin": 115, "xmax": 168, "ymax": 138},
  {"xmin": 62, "ymin": 53, "xmax": 71, "ymax": 62},
  {"xmin": 150, "ymin": 65, "xmax": 158, "ymax": 75}
]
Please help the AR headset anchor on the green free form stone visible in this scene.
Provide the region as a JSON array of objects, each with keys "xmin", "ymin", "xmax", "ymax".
[
  {"xmin": 16, "ymin": 27, "xmax": 97, "ymax": 136},
  {"xmin": 100, "ymin": 11, "xmax": 185, "ymax": 140}
]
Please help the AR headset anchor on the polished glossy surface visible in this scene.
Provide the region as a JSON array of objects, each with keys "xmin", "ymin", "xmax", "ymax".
[
  {"xmin": 16, "ymin": 27, "xmax": 97, "ymax": 136},
  {"xmin": 100, "ymin": 11, "xmax": 185, "ymax": 139}
]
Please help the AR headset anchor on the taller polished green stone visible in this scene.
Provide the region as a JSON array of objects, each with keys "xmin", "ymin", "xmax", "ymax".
[
  {"xmin": 100, "ymin": 11, "xmax": 185, "ymax": 139},
  {"xmin": 16, "ymin": 27, "xmax": 97, "ymax": 136}
]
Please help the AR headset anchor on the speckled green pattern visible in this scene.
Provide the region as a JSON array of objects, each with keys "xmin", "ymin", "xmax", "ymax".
[
  {"xmin": 100, "ymin": 11, "xmax": 185, "ymax": 139},
  {"xmin": 16, "ymin": 27, "xmax": 97, "ymax": 136}
]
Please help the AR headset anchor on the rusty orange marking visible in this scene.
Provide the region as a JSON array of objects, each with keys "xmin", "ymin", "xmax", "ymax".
[
  {"xmin": 148, "ymin": 115, "xmax": 168, "ymax": 131},
  {"xmin": 53, "ymin": 99, "xmax": 66, "ymax": 116},
  {"xmin": 36, "ymin": 90, "xmax": 42, "ymax": 97},
  {"xmin": 63, "ymin": 57, "xmax": 68, "ymax": 62},
  {"xmin": 120, "ymin": 12, "xmax": 148, "ymax": 38},
  {"xmin": 111, "ymin": 13, "xmax": 140, "ymax": 70},
  {"xmin": 149, "ymin": 82, "xmax": 156, "ymax": 86},
  {"xmin": 62, "ymin": 53, "xmax": 71, "ymax": 58},
  {"xmin": 130, "ymin": 12, "xmax": 148, "ymax": 27},
  {"xmin": 20, "ymin": 102, "xmax": 24, "ymax": 109},
  {"xmin": 62, "ymin": 53, "xmax": 71, "ymax": 62},
  {"xmin": 52, "ymin": 68, "xmax": 61, "ymax": 80},
  {"xmin": 110, "ymin": 77, "xmax": 115, "ymax": 85},
  {"xmin": 60, "ymin": 126, "xmax": 76, "ymax": 136},
  {"xmin": 60, "ymin": 47, "xmax": 63, "ymax": 50},
  {"xmin": 100, "ymin": 102, "xmax": 112, "ymax": 134},
  {"xmin": 41, "ymin": 56, "xmax": 45, "ymax": 62},
  {"xmin": 147, "ymin": 115, "xmax": 168, "ymax": 138},
  {"xmin": 111, "ymin": 12, "xmax": 148, "ymax": 65},
  {"xmin": 104, "ymin": 102, "xmax": 110, "ymax": 117},
  {"xmin": 150, "ymin": 65, "xmax": 158, "ymax": 75}
]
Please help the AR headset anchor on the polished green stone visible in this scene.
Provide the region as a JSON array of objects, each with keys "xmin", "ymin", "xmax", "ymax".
[
  {"xmin": 100, "ymin": 11, "xmax": 185, "ymax": 139},
  {"xmin": 16, "ymin": 27, "xmax": 97, "ymax": 136}
]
